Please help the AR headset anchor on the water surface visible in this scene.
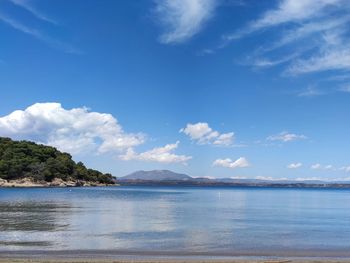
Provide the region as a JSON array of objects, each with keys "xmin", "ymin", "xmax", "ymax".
[{"xmin": 0, "ymin": 186, "xmax": 350, "ymax": 256}]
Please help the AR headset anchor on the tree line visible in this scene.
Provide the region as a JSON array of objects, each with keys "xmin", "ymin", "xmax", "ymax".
[{"xmin": 0, "ymin": 137, "xmax": 115, "ymax": 184}]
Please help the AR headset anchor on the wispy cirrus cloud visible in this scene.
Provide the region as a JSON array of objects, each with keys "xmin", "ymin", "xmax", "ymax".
[
  {"xmin": 339, "ymin": 83, "xmax": 350, "ymax": 93},
  {"xmin": 9, "ymin": 0, "xmax": 58, "ymax": 25},
  {"xmin": 218, "ymin": 0, "xmax": 350, "ymax": 93},
  {"xmin": 267, "ymin": 131, "xmax": 307, "ymax": 142},
  {"xmin": 224, "ymin": 0, "xmax": 346, "ymax": 42},
  {"xmin": 297, "ymin": 86, "xmax": 325, "ymax": 97},
  {"xmin": 0, "ymin": 1, "xmax": 80, "ymax": 54},
  {"xmin": 153, "ymin": 0, "xmax": 217, "ymax": 44},
  {"xmin": 0, "ymin": 13, "xmax": 80, "ymax": 54},
  {"xmin": 286, "ymin": 42, "xmax": 350, "ymax": 75}
]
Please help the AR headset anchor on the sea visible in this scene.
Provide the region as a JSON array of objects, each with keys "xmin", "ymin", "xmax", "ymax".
[{"xmin": 0, "ymin": 186, "xmax": 350, "ymax": 257}]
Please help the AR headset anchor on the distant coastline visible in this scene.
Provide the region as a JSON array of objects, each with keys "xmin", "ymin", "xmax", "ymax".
[
  {"xmin": 2, "ymin": 137, "xmax": 350, "ymax": 189},
  {"xmin": 118, "ymin": 170, "xmax": 350, "ymax": 189},
  {"xmin": 119, "ymin": 179, "xmax": 350, "ymax": 189}
]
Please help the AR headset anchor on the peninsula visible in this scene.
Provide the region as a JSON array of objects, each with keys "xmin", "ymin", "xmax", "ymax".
[{"xmin": 0, "ymin": 137, "xmax": 116, "ymax": 187}]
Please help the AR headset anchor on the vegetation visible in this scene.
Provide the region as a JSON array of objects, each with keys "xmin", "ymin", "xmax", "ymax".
[{"xmin": 0, "ymin": 137, "xmax": 115, "ymax": 184}]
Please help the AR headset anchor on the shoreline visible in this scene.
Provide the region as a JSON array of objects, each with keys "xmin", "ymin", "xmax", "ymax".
[
  {"xmin": 2, "ymin": 259, "xmax": 350, "ymax": 263},
  {"xmin": 2, "ymin": 249, "xmax": 350, "ymax": 261},
  {"xmin": 0, "ymin": 178, "xmax": 116, "ymax": 188},
  {"xmin": 2, "ymin": 180, "xmax": 350, "ymax": 189}
]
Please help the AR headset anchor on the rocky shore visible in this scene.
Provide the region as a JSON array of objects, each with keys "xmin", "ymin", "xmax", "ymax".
[{"xmin": 0, "ymin": 177, "xmax": 115, "ymax": 187}]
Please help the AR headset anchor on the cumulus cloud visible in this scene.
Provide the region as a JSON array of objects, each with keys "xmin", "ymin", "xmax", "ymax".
[
  {"xmin": 0, "ymin": 102, "xmax": 145, "ymax": 154},
  {"xmin": 267, "ymin": 131, "xmax": 307, "ymax": 142},
  {"xmin": 119, "ymin": 141, "xmax": 192, "ymax": 164},
  {"xmin": 287, "ymin": 162, "xmax": 303, "ymax": 169},
  {"xmin": 180, "ymin": 122, "xmax": 234, "ymax": 146},
  {"xmin": 213, "ymin": 157, "xmax": 250, "ymax": 169},
  {"xmin": 154, "ymin": 0, "xmax": 217, "ymax": 44}
]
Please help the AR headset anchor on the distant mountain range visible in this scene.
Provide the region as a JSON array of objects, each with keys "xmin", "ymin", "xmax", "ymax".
[{"xmin": 119, "ymin": 170, "xmax": 350, "ymax": 188}]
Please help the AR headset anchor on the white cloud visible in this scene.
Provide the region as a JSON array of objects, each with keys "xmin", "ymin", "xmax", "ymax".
[
  {"xmin": 287, "ymin": 44, "xmax": 350, "ymax": 75},
  {"xmin": 9, "ymin": 0, "xmax": 58, "ymax": 25},
  {"xmin": 268, "ymin": 15, "xmax": 350, "ymax": 51},
  {"xmin": 0, "ymin": 13, "xmax": 42, "ymax": 39},
  {"xmin": 254, "ymin": 176, "xmax": 288, "ymax": 181},
  {"xmin": 213, "ymin": 132, "xmax": 235, "ymax": 146},
  {"xmin": 219, "ymin": 0, "xmax": 350, "ymax": 92},
  {"xmin": 324, "ymin": 165, "xmax": 333, "ymax": 170},
  {"xmin": 230, "ymin": 176, "xmax": 247, "ymax": 179},
  {"xmin": 310, "ymin": 163, "xmax": 334, "ymax": 170},
  {"xmin": 287, "ymin": 162, "xmax": 302, "ymax": 169},
  {"xmin": 295, "ymin": 176, "xmax": 350, "ymax": 182},
  {"xmin": 339, "ymin": 166, "xmax": 350, "ymax": 173},
  {"xmin": 119, "ymin": 141, "xmax": 192, "ymax": 164},
  {"xmin": 250, "ymin": 53, "xmax": 298, "ymax": 68},
  {"xmin": 154, "ymin": 0, "xmax": 217, "ymax": 44},
  {"xmin": 267, "ymin": 131, "xmax": 307, "ymax": 142},
  {"xmin": 339, "ymin": 83, "xmax": 350, "ymax": 93},
  {"xmin": 213, "ymin": 157, "xmax": 250, "ymax": 169},
  {"xmin": 226, "ymin": 0, "xmax": 345, "ymax": 41},
  {"xmin": 0, "ymin": 103, "xmax": 144, "ymax": 154},
  {"xmin": 295, "ymin": 177, "xmax": 324, "ymax": 181},
  {"xmin": 311, "ymin": 163, "xmax": 322, "ymax": 169},
  {"xmin": 298, "ymin": 86, "xmax": 324, "ymax": 97},
  {"xmin": 311, "ymin": 164, "xmax": 350, "ymax": 173},
  {"xmin": 180, "ymin": 122, "xmax": 234, "ymax": 146},
  {"xmin": 0, "ymin": 13, "xmax": 79, "ymax": 54}
]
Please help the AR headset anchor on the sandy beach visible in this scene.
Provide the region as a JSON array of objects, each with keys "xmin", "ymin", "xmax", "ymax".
[
  {"xmin": 1, "ymin": 249, "xmax": 350, "ymax": 263},
  {"xmin": 1, "ymin": 258, "xmax": 350, "ymax": 263}
]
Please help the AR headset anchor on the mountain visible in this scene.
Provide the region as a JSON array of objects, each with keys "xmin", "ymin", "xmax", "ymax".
[
  {"xmin": 120, "ymin": 170, "xmax": 192, "ymax": 181},
  {"xmin": 119, "ymin": 169, "xmax": 350, "ymax": 188},
  {"xmin": 0, "ymin": 137, "xmax": 115, "ymax": 186}
]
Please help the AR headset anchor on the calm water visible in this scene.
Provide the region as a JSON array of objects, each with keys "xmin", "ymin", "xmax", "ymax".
[{"xmin": 0, "ymin": 186, "xmax": 350, "ymax": 256}]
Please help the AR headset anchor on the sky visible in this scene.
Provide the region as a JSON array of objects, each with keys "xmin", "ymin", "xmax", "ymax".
[{"xmin": 0, "ymin": 0, "xmax": 350, "ymax": 180}]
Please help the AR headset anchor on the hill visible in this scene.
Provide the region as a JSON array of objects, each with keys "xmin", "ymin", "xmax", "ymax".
[
  {"xmin": 0, "ymin": 137, "xmax": 115, "ymax": 186},
  {"xmin": 120, "ymin": 170, "xmax": 191, "ymax": 181},
  {"xmin": 119, "ymin": 170, "xmax": 350, "ymax": 188}
]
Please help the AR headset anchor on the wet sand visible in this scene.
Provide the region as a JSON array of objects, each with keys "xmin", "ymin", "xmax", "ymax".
[{"xmin": 1, "ymin": 259, "xmax": 350, "ymax": 263}]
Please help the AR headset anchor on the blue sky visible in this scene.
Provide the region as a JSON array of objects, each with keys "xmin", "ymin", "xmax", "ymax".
[{"xmin": 0, "ymin": 0, "xmax": 350, "ymax": 180}]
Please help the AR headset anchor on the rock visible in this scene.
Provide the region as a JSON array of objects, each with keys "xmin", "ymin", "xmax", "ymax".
[
  {"xmin": 0, "ymin": 177, "xmax": 115, "ymax": 188},
  {"xmin": 50, "ymin": 178, "xmax": 66, "ymax": 187},
  {"xmin": 0, "ymin": 178, "xmax": 7, "ymax": 186}
]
